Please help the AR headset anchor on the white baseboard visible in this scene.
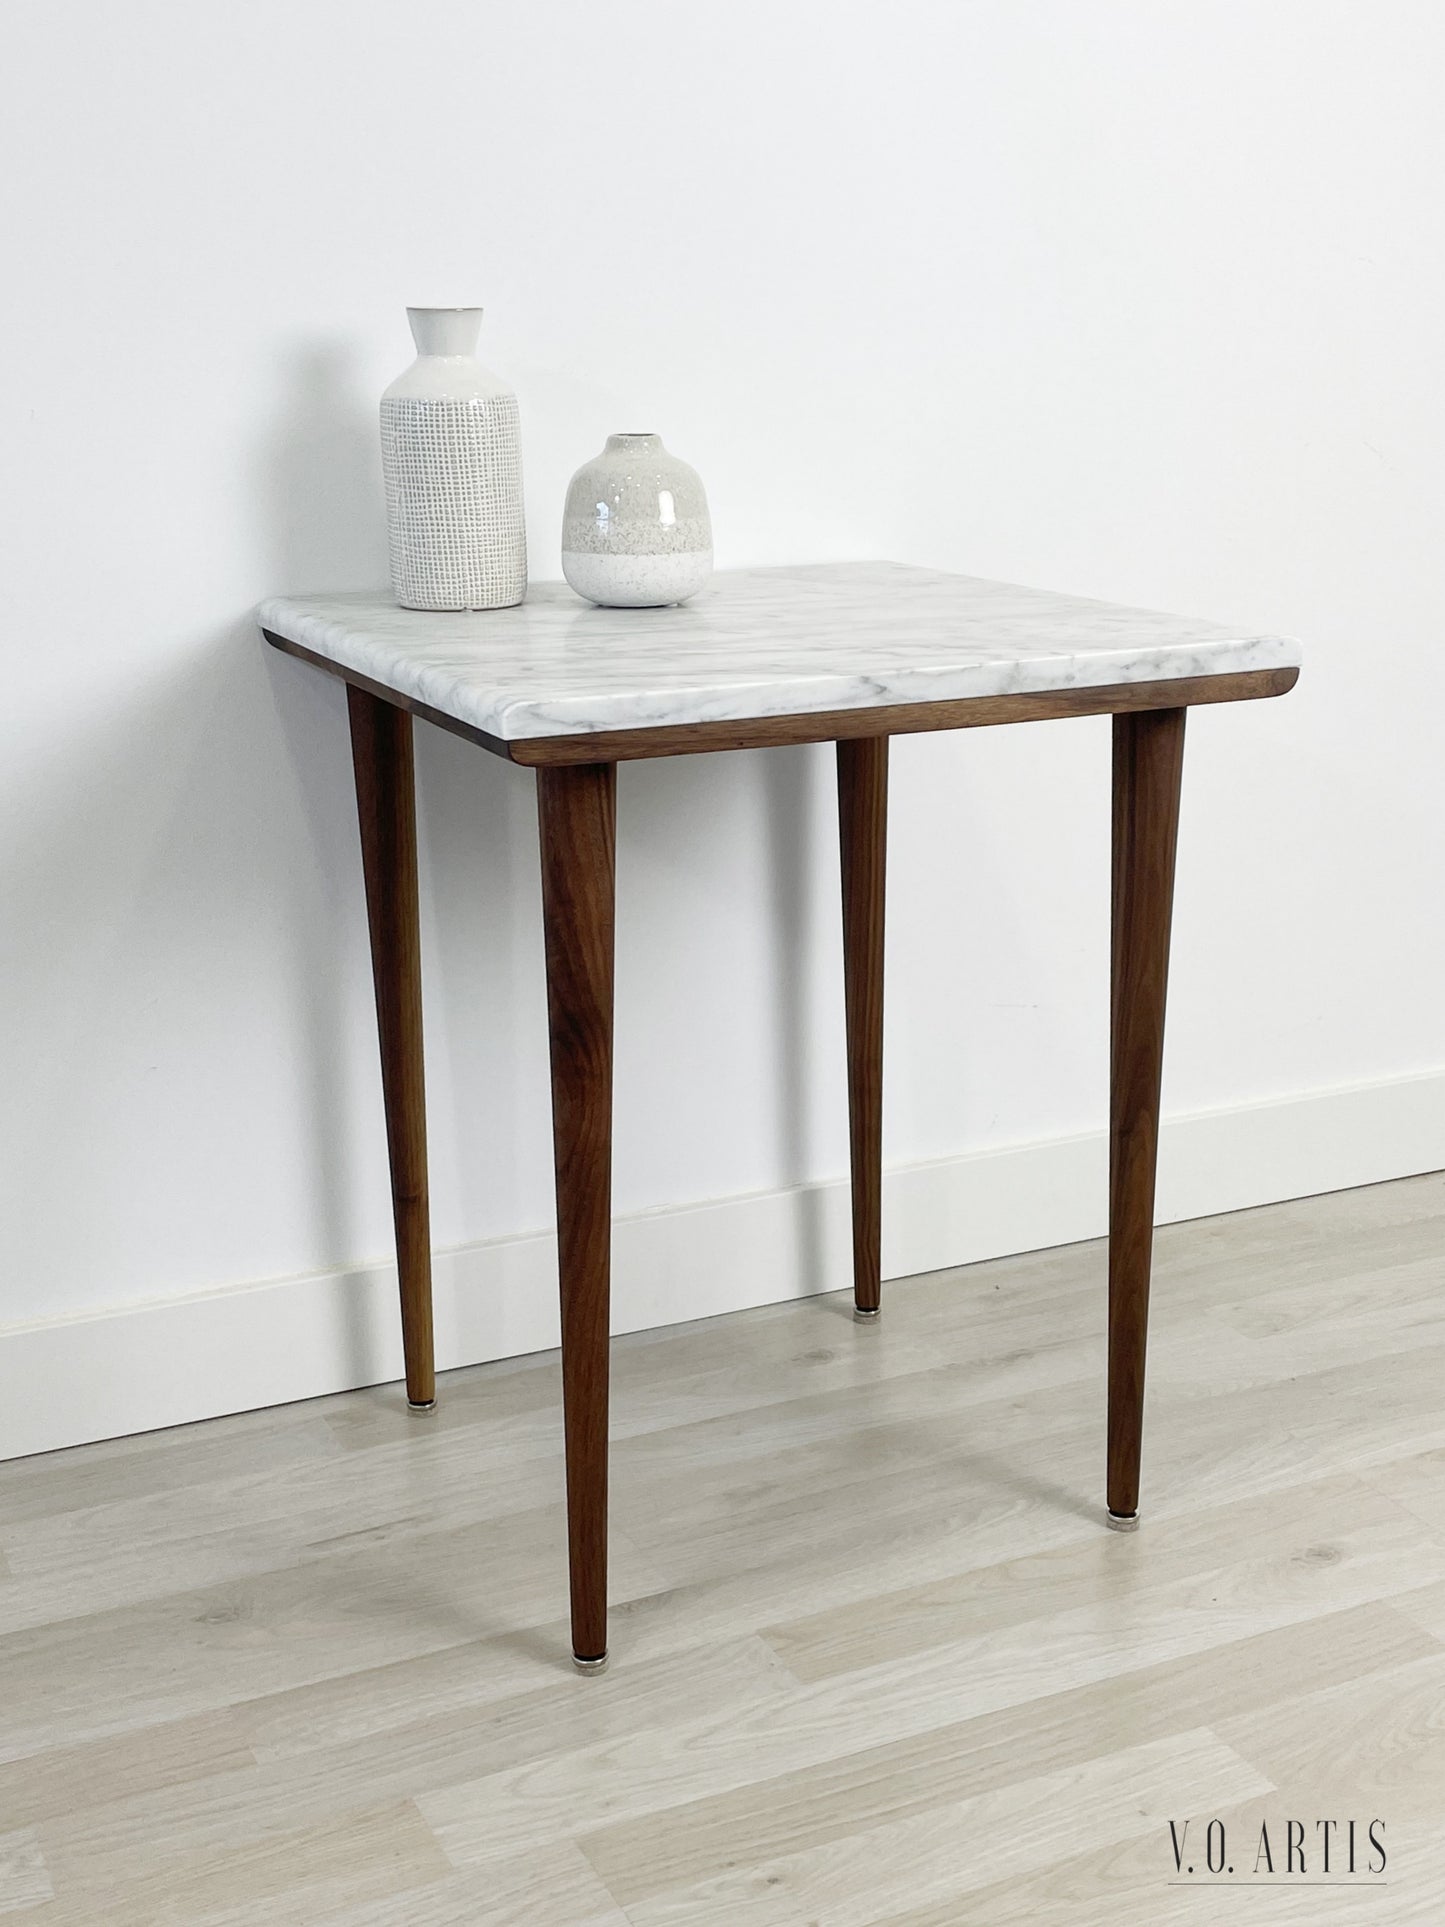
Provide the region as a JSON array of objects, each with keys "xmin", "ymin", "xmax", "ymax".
[{"xmin": 4, "ymin": 1069, "xmax": 1442, "ymax": 1461}]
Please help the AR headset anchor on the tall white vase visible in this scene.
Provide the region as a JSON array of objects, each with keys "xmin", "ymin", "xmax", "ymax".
[{"xmin": 380, "ymin": 307, "xmax": 527, "ymax": 611}]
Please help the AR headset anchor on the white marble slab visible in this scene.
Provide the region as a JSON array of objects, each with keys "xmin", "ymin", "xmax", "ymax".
[{"xmin": 258, "ymin": 563, "xmax": 1299, "ymax": 742}]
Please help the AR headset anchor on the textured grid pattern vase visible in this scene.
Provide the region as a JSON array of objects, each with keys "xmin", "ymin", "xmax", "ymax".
[{"xmin": 380, "ymin": 308, "xmax": 527, "ymax": 612}]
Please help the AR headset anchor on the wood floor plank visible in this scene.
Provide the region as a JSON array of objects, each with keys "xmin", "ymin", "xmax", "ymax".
[
  {"xmin": 0, "ymin": 1503, "xmax": 662, "ymax": 1763},
  {"xmin": 1218, "ymin": 1647, "xmax": 1445, "ymax": 1818},
  {"xmin": 0, "ymin": 1705, "xmax": 254, "ymax": 1833},
  {"xmin": 0, "ymin": 1405, "xmax": 574, "ymax": 1636},
  {"xmin": 291, "ymin": 1842, "xmax": 632, "ymax": 1926},
  {"xmin": 578, "ymin": 1599, "xmax": 1433, "ymax": 1908},
  {"xmin": 41, "ymin": 1799, "xmax": 449, "ymax": 1927},
  {"xmin": 237, "ymin": 1631, "xmax": 570, "ymax": 1764},
  {"xmin": 1391, "ymin": 1569, "xmax": 1445, "ymax": 1640},
  {"xmin": 761, "ymin": 1470, "xmax": 1414, "ymax": 1682},
  {"xmin": 590, "ymin": 1353, "xmax": 1445, "ymax": 1691},
  {"xmin": 621, "ymin": 1728, "xmax": 1272, "ymax": 1927},
  {"xmin": 420, "ymin": 1503, "xmax": 1444, "ymax": 1871},
  {"xmin": 611, "ymin": 1338, "xmax": 1445, "ymax": 1600},
  {"xmin": 1215, "ymin": 1248, "xmax": 1445, "ymax": 1341},
  {"xmin": 0, "ymin": 1410, "xmax": 345, "ymax": 1530},
  {"xmin": 1359, "ymin": 1446, "xmax": 1445, "ymax": 1535},
  {"xmin": 0, "ymin": 1827, "xmax": 51, "ymax": 1916},
  {"xmin": 34, "ymin": 1637, "xmax": 791, "ymax": 1890},
  {"xmin": 867, "ymin": 1787, "xmax": 1424, "ymax": 1926}
]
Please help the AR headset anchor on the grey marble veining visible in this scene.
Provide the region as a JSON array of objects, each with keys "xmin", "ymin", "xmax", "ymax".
[{"xmin": 258, "ymin": 562, "xmax": 1300, "ymax": 742}]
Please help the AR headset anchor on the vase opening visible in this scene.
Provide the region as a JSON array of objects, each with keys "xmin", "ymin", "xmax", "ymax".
[{"xmin": 406, "ymin": 307, "xmax": 484, "ymax": 358}]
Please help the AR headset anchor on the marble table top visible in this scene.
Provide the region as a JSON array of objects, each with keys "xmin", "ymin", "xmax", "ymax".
[{"xmin": 259, "ymin": 563, "xmax": 1299, "ymax": 743}]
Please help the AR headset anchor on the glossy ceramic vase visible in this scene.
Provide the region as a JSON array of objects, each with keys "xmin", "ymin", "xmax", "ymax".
[
  {"xmin": 561, "ymin": 433, "xmax": 712, "ymax": 607},
  {"xmin": 380, "ymin": 307, "xmax": 526, "ymax": 611}
]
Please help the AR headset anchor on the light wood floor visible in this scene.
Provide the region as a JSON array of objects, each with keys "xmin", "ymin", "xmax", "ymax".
[{"xmin": 3, "ymin": 1173, "xmax": 1444, "ymax": 1924}]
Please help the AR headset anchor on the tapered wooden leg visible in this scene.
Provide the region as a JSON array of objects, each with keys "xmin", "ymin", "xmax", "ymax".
[
  {"xmin": 347, "ymin": 686, "xmax": 436, "ymax": 1410},
  {"xmin": 837, "ymin": 737, "xmax": 888, "ymax": 1319},
  {"xmin": 537, "ymin": 762, "xmax": 617, "ymax": 1668},
  {"xmin": 1108, "ymin": 707, "xmax": 1186, "ymax": 1526}
]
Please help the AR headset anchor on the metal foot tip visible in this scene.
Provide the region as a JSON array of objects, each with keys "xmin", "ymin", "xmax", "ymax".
[
  {"xmin": 572, "ymin": 1652, "xmax": 608, "ymax": 1675},
  {"xmin": 407, "ymin": 1398, "xmax": 437, "ymax": 1413},
  {"xmin": 853, "ymin": 1305, "xmax": 881, "ymax": 1322},
  {"xmin": 1106, "ymin": 1509, "xmax": 1140, "ymax": 1533}
]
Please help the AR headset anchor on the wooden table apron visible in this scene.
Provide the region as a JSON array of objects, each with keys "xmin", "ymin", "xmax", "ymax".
[{"xmin": 267, "ymin": 628, "xmax": 1295, "ymax": 1668}]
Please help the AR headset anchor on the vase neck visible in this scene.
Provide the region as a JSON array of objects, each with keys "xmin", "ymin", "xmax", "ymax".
[
  {"xmin": 407, "ymin": 307, "xmax": 483, "ymax": 357},
  {"xmin": 606, "ymin": 432, "xmax": 663, "ymax": 454}
]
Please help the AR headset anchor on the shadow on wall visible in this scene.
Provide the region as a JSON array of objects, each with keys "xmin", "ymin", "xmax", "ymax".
[
  {"xmin": 1, "ymin": 341, "xmax": 406, "ymax": 1381},
  {"xmin": 0, "ymin": 628, "xmax": 376, "ymax": 1342},
  {"xmin": 256, "ymin": 337, "xmax": 542, "ymax": 1299},
  {"xmin": 255, "ymin": 338, "xmax": 397, "ymax": 1383},
  {"xmin": 261, "ymin": 338, "xmax": 521, "ymax": 1380},
  {"xmin": 258, "ymin": 339, "xmax": 389, "ymax": 593},
  {"xmin": 252, "ymin": 336, "xmax": 391, "ymax": 1347},
  {"xmin": 607, "ymin": 742, "xmax": 834, "ymax": 1293},
  {"xmin": 764, "ymin": 745, "xmax": 830, "ymax": 1293}
]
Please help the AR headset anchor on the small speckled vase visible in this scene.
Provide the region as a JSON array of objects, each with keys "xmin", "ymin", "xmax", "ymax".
[
  {"xmin": 561, "ymin": 433, "xmax": 712, "ymax": 607},
  {"xmin": 380, "ymin": 307, "xmax": 527, "ymax": 612}
]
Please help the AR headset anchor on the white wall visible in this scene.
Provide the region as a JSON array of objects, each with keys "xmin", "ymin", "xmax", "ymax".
[{"xmin": 3, "ymin": 1, "xmax": 1444, "ymax": 1454}]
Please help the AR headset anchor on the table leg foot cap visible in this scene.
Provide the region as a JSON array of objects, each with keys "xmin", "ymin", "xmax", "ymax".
[
  {"xmin": 1106, "ymin": 1509, "xmax": 1140, "ymax": 1533},
  {"xmin": 853, "ymin": 1305, "xmax": 881, "ymax": 1322},
  {"xmin": 407, "ymin": 1399, "xmax": 437, "ymax": 1413},
  {"xmin": 572, "ymin": 1652, "xmax": 608, "ymax": 1675}
]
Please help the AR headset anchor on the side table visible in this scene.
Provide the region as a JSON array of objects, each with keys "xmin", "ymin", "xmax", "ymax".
[{"xmin": 260, "ymin": 562, "xmax": 1300, "ymax": 1670}]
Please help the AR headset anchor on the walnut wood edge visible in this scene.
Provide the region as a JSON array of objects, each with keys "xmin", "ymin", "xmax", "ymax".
[
  {"xmin": 264, "ymin": 630, "xmax": 516, "ymax": 760},
  {"xmin": 265, "ymin": 630, "xmax": 1297, "ymax": 766}
]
